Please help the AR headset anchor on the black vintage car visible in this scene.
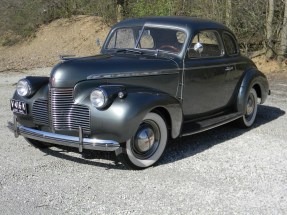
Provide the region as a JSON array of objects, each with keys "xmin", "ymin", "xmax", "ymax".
[{"xmin": 8, "ymin": 17, "xmax": 269, "ymax": 169}]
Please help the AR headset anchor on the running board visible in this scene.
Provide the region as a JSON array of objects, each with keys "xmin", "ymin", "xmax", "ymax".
[{"xmin": 181, "ymin": 112, "xmax": 243, "ymax": 137}]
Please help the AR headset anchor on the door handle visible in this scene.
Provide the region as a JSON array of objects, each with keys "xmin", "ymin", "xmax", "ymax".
[{"xmin": 225, "ymin": 66, "xmax": 234, "ymax": 71}]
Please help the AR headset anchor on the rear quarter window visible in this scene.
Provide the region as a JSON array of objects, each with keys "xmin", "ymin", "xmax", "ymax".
[{"xmin": 222, "ymin": 32, "xmax": 239, "ymax": 56}]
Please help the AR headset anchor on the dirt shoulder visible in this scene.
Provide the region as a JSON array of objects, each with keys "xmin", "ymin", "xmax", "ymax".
[{"xmin": 0, "ymin": 15, "xmax": 110, "ymax": 72}]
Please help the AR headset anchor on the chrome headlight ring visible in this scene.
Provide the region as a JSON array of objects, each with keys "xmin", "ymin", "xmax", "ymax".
[
  {"xmin": 17, "ymin": 79, "xmax": 32, "ymax": 97},
  {"xmin": 90, "ymin": 88, "xmax": 108, "ymax": 109}
]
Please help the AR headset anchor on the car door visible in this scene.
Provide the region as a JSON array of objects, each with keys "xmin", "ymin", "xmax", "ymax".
[
  {"xmin": 183, "ymin": 30, "xmax": 236, "ymax": 119},
  {"xmin": 221, "ymin": 31, "xmax": 244, "ymax": 98}
]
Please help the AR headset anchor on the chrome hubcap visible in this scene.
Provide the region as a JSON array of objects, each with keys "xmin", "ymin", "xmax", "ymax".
[
  {"xmin": 135, "ymin": 127, "xmax": 155, "ymax": 152},
  {"xmin": 246, "ymin": 94, "xmax": 255, "ymax": 116},
  {"xmin": 132, "ymin": 121, "xmax": 160, "ymax": 159}
]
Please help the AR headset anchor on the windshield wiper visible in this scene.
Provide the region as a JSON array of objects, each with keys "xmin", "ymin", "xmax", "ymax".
[{"xmin": 115, "ymin": 49, "xmax": 143, "ymax": 55}]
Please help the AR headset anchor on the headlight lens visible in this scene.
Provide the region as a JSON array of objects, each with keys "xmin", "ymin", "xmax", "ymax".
[
  {"xmin": 90, "ymin": 88, "xmax": 107, "ymax": 108},
  {"xmin": 17, "ymin": 79, "xmax": 31, "ymax": 97}
]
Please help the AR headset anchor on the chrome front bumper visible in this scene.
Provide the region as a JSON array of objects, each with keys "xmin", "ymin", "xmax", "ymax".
[{"xmin": 7, "ymin": 117, "xmax": 120, "ymax": 152}]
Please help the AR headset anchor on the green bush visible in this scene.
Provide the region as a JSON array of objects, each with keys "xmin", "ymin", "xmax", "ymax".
[
  {"xmin": 1, "ymin": 37, "xmax": 20, "ymax": 46},
  {"xmin": 127, "ymin": 0, "xmax": 175, "ymax": 17}
]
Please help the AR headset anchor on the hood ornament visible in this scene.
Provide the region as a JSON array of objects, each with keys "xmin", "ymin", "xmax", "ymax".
[{"xmin": 59, "ymin": 55, "xmax": 76, "ymax": 61}]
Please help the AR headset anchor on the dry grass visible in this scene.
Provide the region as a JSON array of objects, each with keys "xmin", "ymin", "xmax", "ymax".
[
  {"xmin": 252, "ymin": 55, "xmax": 287, "ymax": 74},
  {"xmin": 0, "ymin": 15, "xmax": 110, "ymax": 72}
]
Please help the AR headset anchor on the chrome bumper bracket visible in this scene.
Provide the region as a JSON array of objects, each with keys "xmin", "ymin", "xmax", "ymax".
[
  {"xmin": 79, "ymin": 126, "xmax": 83, "ymax": 153},
  {"xmin": 13, "ymin": 115, "xmax": 19, "ymax": 138}
]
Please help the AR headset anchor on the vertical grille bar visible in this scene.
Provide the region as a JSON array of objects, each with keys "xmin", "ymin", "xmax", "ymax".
[{"xmin": 50, "ymin": 88, "xmax": 91, "ymax": 133}]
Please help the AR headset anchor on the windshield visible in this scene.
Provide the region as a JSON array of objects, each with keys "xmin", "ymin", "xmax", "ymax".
[{"xmin": 105, "ymin": 26, "xmax": 186, "ymax": 54}]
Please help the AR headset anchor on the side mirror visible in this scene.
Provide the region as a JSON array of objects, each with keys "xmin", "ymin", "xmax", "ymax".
[{"xmin": 194, "ymin": 42, "xmax": 203, "ymax": 53}]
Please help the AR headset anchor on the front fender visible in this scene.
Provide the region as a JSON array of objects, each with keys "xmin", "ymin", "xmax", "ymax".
[
  {"xmin": 236, "ymin": 69, "xmax": 269, "ymax": 113},
  {"xmin": 74, "ymin": 82, "xmax": 182, "ymax": 143}
]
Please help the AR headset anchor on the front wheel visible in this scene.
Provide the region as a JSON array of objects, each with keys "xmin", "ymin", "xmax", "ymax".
[
  {"xmin": 237, "ymin": 88, "xmax": 258, "ymax": 128},
  {"xmin": 115, "ymin": 112, "xmax": 168, "ymax": 170}
]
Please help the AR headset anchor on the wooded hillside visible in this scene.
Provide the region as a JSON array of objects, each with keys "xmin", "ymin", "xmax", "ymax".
[{"xmin": 0, "ymin": 0, "xmax": 286, "ymax": 67}]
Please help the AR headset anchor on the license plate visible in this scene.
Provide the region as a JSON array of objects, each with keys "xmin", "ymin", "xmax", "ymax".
[{"xmin": 10, "ymin": 99, "xmax": 28, "ymax": 115}]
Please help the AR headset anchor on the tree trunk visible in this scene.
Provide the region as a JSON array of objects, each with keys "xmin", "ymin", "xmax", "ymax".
[
  {"xmin": 225, "ymin": 0, "xmax": 232, "ymax": 28},
  {"xmin": 266, "ymin": 0, "xmax": 274, "ymax": 59},
  {"xmin": 279, "ymin": 0, "xmax": 287, "ymax": 66},
  {"xmin": 116, "ymin": 0, "xmax": 124, "ymax": 22}
]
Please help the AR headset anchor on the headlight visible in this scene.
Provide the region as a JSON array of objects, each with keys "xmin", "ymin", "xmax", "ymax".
[
  {"xmin": 90, "ymin": 88, "xmax": 107, "ymax": 108},
  {"xmin": 17, "ymin": 79, "xmax": 31, "ymax": 97}
]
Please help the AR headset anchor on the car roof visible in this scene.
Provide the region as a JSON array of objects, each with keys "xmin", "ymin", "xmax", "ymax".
[{"xmin": 113, "ymin": 16, "xmax": 231, "ymax": 33}]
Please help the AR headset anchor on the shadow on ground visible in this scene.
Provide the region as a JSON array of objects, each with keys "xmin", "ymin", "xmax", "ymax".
[
  {"xmin": 159, "ymin": 105, "xmax": 285, "ymax": 166},
  {"xmin": 39, "ymin": 105, "xmax": 285, "ymax": 170}
]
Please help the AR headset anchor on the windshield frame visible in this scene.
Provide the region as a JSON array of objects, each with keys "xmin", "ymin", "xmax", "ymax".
[{"xmin": 103, "ymin": 24, "xmax": 188, "ymax": 57}]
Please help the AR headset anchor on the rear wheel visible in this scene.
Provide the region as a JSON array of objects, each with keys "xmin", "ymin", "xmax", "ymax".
[
  {"xmin": 237, "ymin": 88, "xmax": 258, "ymax": 128},
  {"xmin": 115, "ymin": 112, "xmax": 168, "ymax": 170},
  {"xmin": 24, "ymin": 138, "xmax": 51, "ymax": 148}
]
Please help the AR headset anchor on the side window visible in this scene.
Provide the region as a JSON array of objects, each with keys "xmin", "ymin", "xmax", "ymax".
[
  {"xmin": 189, "ymin": 31, "xmax": 223, "ymax": 58},
  {"xmin": 222, "ymin": 33, "xmax": 239, "ymax": 55},
  {"xmin": 141, "ymin": 28, "xmax": 186, "ymax": 53}
]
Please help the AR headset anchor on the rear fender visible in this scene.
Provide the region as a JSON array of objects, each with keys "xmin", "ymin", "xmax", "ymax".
[{"xmin": 236, "ymin": 69, "xmax": 269, "ymax": 113}]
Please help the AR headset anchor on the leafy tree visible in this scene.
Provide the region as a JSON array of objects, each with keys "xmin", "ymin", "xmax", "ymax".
[{"xmin": 0, "ymin": 0, "xmax": 286, "ymax": 69}]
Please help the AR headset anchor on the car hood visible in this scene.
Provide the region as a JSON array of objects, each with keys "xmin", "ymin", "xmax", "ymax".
[{"xmin": 50, "ymin": 54, "xmax": 179, "ymax": 88}]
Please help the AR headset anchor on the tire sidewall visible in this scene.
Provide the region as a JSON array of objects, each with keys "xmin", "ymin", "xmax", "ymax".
[
  {"xmin": 125, "ymin": 112, "xmax": 168, "ymax": 168},
  {"xmin": 243, "ymin": 88, "xmax": 258, "ymax": 127}
]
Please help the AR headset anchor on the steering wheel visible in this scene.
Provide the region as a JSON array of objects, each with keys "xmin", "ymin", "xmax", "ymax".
[{"xmin": 159, "ymin": 45, "xmax": 180, "ymax": 53}]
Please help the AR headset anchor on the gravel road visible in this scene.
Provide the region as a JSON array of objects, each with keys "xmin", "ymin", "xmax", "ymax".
[{"xmin": 0, "ymin": 68, "xmax": 286, "ymax": 214}]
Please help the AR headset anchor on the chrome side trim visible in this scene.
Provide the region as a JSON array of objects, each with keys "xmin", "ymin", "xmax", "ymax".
[
  {"xmin": 7, "ymin": 121, "xmax": 120, "ymax": 152},
  {"xmin": 184, "ymin": 61, "xmax": 246, "ymax": 70},
  {"xmin": 87, "ymin": 69, "xmax": 179, "ymax": 80}
]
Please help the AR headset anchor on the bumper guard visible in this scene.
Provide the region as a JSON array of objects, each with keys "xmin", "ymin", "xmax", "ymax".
[{"xmin": 7, "ymin": 116, "xmax": 120, "ymax": 152}]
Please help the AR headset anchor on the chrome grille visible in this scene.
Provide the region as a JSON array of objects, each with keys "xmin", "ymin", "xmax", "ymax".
[
  {"xmin": 32, "ymin": 99, "xmax": 49, "ymax": 125},
  {"xmin": 50, "ymin": 88, "xmax": 91, "ymax": 133}
]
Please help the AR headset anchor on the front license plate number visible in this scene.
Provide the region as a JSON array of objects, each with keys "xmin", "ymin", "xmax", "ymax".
[{"xmin": 10, "ymin": 99, "xmax": 28, "ymax": 115}]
